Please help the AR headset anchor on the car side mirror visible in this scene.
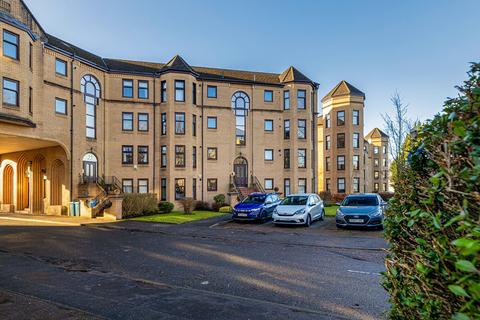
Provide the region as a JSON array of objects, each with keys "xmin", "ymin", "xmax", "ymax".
[
  {"xmin": 265, "ymin": 200, "xmax": 272, "ymax": 204},
  {"xmin": 336, "ymin": 202, "xmax": 342, "ymax": 206}
]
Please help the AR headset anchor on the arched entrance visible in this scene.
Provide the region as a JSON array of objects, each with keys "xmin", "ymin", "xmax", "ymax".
[
  {"xmin": 233, "ymin": 157, "xmax": 248, "ymax": 187},
  {"xmin": 82, "ymin": 153, "xmax": 97, "ymax": 182},
  {"xmin": 16, "ymin": 154, "xmax": 29, "ymax": 211},
  {"xmin": 32, "ymin": 154, "xmax": 46, "ymax": 214},
  {"xmin": 2, "ymin": 164, "xmax": 14, "ymax": 205},
  {"xmin": 50, "ymin": 159, "xmax": 65, "ymax": 206}
]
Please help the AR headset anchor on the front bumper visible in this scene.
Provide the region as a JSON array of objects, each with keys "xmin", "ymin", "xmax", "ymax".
[
  {"xmin": 232, "ymin": 211, "xmax": 262, "ymax": 221},
  {"xmin": 273, "ymin": 213, "xmax": 306, "ymax": 225},
  {"xmin": 336, "ymin": 214, "xmax": 383, "ymax": 228}
]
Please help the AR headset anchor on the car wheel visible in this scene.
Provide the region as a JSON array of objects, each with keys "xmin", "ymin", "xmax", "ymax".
[
  {"xmin": 305, "ymin": 214, "xmax": 311, "ymax": 227},
  {"xmin": 320, "ymin": 209, "xmax": 325, "ymax": 221},
  {"xmin": 377, "ymin": 224, "xmax": 384, "ymax": 231}
]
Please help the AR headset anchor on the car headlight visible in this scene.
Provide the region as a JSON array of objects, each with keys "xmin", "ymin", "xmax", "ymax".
[
  {"xmin": 336, "ymin": 209, "xmax": 344, "ymax": 217},
  {"xmin": 273, "ymin": 208, "xmax": 278, "ymax": 215},
  {"xmin": 294, "ymin": 208, "xmax": 306, "ymax": 215},
  {"xmin": 371, "ymin": 209, "xmax": 382, "ymax": 217}
]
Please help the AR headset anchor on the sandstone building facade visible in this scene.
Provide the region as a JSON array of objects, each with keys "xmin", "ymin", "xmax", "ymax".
[
  {"xmin": 0, "ymin": 0, "xmax": 319, "ymax": 215},
  {"xmin": 317, "ymin": 81, "xmax": 390, "ymax": 195}
]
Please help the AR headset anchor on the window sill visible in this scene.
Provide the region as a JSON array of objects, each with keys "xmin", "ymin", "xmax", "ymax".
[
  {"xmin": 2, "ymin": 104, "xmax": 20, "ymax": 109},
  {"xmin": 55, "ymin": 73, "xmax": 68, "ymax": 79},
  {"xmin": 54, "ymin": 112, "xmax": 68, "ymax": 118}
]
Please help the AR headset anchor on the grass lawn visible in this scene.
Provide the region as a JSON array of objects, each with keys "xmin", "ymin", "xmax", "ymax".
[
  {"xmin": 324, "ymin": 205, "xmax": 339, "ymax": 217},
  {"xmin": 130, "ymin": 210, "xmax": 227, "ymax": 224}
]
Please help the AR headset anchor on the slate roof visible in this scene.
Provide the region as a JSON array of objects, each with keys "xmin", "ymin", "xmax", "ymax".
[
  {"xmin": 322, "ymin": 80, "xmax": 365, "ymax": 102},
  {"xmin": 365, "ymin": 128, "xmax": 389, "ymax": 139},
  {"xmin": 279, "ymin": 66, "xmax": 313, "ymax": 84}
]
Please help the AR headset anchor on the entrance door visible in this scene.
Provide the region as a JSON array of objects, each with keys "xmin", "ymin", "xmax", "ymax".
[
  {"xmin": 82, "ymin": 153, "xmax": 98, "ymax": 183},
  {"xmin": 233, "ymin": 157, "xmax": 248, "ymax": 187}
]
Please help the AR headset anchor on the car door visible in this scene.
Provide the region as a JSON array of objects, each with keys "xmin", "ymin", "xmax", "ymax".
[
  {"xmin": 264, "ymin": 195, "xmax": 274, "ymax": 217},
  {"xmin": 307, "ymin": 196, "xmax": 318, "ymax": 218}
]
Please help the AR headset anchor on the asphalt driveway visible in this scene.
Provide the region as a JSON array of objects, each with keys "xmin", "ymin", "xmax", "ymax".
[{"xmin": 0, "ymin": 214, "xmax": 389, "ymax": 320}]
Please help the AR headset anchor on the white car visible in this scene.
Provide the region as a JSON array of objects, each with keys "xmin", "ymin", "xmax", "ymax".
[{"xmin": 273, "ymin": 193, "xmax": 325, "ymax": 227}]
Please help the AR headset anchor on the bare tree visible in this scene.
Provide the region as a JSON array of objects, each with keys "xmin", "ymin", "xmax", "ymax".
[{"xmin": 381, "ymin": 91, "xmax": 414, "ymax": 178}]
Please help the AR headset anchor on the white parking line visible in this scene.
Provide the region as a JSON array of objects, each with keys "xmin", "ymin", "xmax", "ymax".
[
  {"xmin": 0, "ymin": 216, "xmax": 79, "ymax": 226},
  {"xmin": 347, "ymin": 269, "xmax": 381, "ymax": 276}
]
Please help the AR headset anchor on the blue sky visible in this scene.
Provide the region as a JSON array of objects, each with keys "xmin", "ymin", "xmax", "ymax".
[{"xmin": 26, "ymin": 0, "xmax": 480, "ymax": 132}]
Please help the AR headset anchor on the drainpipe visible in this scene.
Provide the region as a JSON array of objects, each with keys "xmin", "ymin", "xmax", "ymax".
[
  {"xmin": 311, "ymin": 87, "xmax": 317, "ymax": 193},
  {"xmin": 70, "ymin": 55, "xmax": 75, "ymax": 201},
  {"xmin": 201, "ymin": 80, "xmax": 205, "ymax": 202},
  {"xmin": 153, "ymin": 75, "xmax": 156, "ymax": 195},
  {"xmin": 250, "ymin": 83, "xmax": 254, "ymax": 187}
]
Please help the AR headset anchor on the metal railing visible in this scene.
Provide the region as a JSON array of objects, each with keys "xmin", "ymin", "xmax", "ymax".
[{"xmin": 252, "ymin": 175, "xmax": 265, "ymax": 194}]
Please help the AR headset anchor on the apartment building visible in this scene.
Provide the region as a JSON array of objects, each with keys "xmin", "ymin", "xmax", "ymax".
[
  {"xmin": 0, "ymin": 0, "xmax": 318, "ymax": 215},
  {"xmin": 317, "ymin": 81, "xmax": 390, "ymax": 194}
]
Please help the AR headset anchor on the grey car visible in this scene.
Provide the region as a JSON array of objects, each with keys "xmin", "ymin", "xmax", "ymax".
[{"xmin": 336, "ymin": 194, "xmax": 386, "ymax": 229}]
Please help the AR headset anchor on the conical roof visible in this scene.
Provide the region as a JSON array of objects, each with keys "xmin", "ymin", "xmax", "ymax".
[{"xmin": 322, "ymin": 80, "xmax": 365, "ymax": 102}]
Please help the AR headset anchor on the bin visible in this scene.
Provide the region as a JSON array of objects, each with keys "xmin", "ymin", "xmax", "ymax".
[{"xmin": 69, "ymin": 202, "xmax": 80, "ymax": 217}]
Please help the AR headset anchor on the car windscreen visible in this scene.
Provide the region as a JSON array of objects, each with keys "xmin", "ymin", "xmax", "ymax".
[
  {"xmin": 342, "ymin": 196, "xmax": 378, "ymax": 206},
  {"xmin": 280, "ymin": 196, "xmax": 308, "ymax": 206},
  {"xmin": 242, "ymin": 195, "xmax": 266, "ymax": 204}
]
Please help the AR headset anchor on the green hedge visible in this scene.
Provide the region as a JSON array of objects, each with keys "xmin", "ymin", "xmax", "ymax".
[
  {"xmin": 122, "ymin": 193, "xmax": 158, "ymax": 218},
  {"xmin": 383, "ymin": 63, "xmax": 480, "ymax": 319}
]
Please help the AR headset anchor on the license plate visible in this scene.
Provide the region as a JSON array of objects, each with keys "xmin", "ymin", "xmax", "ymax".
[
  {"xmin": 350, "ymin": 219, "xmax": 364, "ymax": 223},
  {"xmin": 238, "ymin": 213, "xmax": 248, "ymax": 217}
]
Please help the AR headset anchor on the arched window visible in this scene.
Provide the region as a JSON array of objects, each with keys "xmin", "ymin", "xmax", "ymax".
[
  {"xmin": 231, "ymin": 91, "xmax": 250, "ymax": 145},
  {"xmin": 81, "ymin": 75, "xmax": 101, "ymax": 139}
]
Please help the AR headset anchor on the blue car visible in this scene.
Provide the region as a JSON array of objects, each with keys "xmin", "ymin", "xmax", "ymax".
[{"xmin": 232, "ymin": 193, "xmax": 281, "ymax": 222}]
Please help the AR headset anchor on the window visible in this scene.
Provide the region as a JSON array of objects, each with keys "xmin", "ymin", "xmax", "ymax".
[
  {"xmin": 298, "ymin": 178, "xmax": 307, "ymax": 194},
  {"xmin": 207, "ymin": 85, "xmax": 217, "ymax": 98},
  {"xmin": 337, "ymin": 133, "xmax": 345, "ymax": 148},
  {"xmin": 264, "ymin": 149, "xmax": 273, "ymax": 161},
  {"xmin": 192, "ymin": 83, "xmax": 197, "ymax": 104},
  {"xmin": 81, "ymin": 75, "xmax": 100, "ymax": 139},
  {"xmin": 55, "ymin": 98, "xmax": 67, "ymax": 115},
  {"xmin": 374, "ymin": 158, "xmax": 379, "ymax": 167},
  {"xmin": 138, "ymin": 146, "xmax": 149, "ymax": 164},
  {"xmin": 175, "ymin": 178, "xmax": 186, "ymax": 199},
  {"xmin": 29, "ymin": 43, "xmax": 33, "ymax": 69},
  {"xmin": 264, "ymin": 179, "xmax": 274, "ymax": 190},
  {"xmin": 3, "ymin": 30, "xmax": 19, "ymax": 60},
  {"xmin": 207, "ymin": 147, "xmax": 217, "ymax": 160},
  {"xmin": 122, "ymin": 145, "xmax": 133, "ymax": 164},
  {"xmin": 264, "ymin": 119, "xmax": 273, "ymax": 132},
  {"xmin": 207, "ymin": 116, "xmax": 217, "ymax": 129},
  {"xmin": 325, "ymin": 113, "xmax": 331, "ymax": 128},
  {"xmin": 122, "ymin": 79, "xmax": 133, "ymax": 98},
  {"xmin": 337, "ymin": 111, "xmax": 345, "ymax": 126},
  {"xmin": 161, "ymin": 146, "xmax": 167, "ymax": 168},
  {"xmin": 374, "ymin": 183, "xmax": 379, "ymax": 192},
  {"xmin": 122, "ymin": 179, "xmax": 133, "ymax": 193},
  {"xmin": 122, "ymin": 112, "xmax": 133, "ymax": 131},
  {"xmin": 353, "ymin": 177, "xmax": 360, "ymax": 193},
  {"xmin": 384, "ymin": 171, "xmax": 388, "ymax": 179},
  {"xmin": 55, "ymin": 58, "xmax": 67, "ymax": 76},
  {"xmin": 284, "ymin": 120, "xmax": 290, "ymax": 139},
  {"xmin": 2, "ymin": 78, "xmax": 19, "ymax": 106},
  {"xmin": 28, "ymin": 87, "xmax": 32, "ymax": 114},
  {"xmin": 374, "ymin": 146, "xmax": 379, "ymax": 154},
  {"xmin": 383, "ymin": 183, "xmax": 388, "ymax": 192},
  {"xmin": 353, "ymin": 133, "xmax": 360, "ymax": 148},
  {"xmin": 374, "ymin": 171, "xmax": 380, "ymax": 179},
  {"xmin": 138, "ymin": 113, "xmax": 149, "ymax": 132},
  {"xmin": 337, "ymin": 178, "xmax": 345, "ymax": 193},
  {"xmin": 337, "ymin": 156, "xmax": 345, "ymax": 170},
  {"xmin": 175, "ymin": 112, "xmax": 185, "ymax": 134},
  {"xmin": 297, "ymin": 90, "xmax": 306, "ymax": 109},
  {"xmin": 161, "ymin": 80, "xmax": 167, "ymax": 102},
  {"xmin": 161, "ymin": 113, "xmax": 167, "ymax": 135},
  {"xmin": 283, "ymin": 90, "xmax": 290, "ymax": 109},
  {"xmin": 298, "ymin": 149, "xmax": 306, "ymax": 168},
  {"xmin": 192, "ymin": 146, "xmax": 197, "ymax": 168},
  {"xmin": 325, "ymin": 135, "xmax": 331, "ymax": 150},
  {"xmin": 353, "ymin": 155, "xmax": 360, "ymax": 170},
  {"xmin": 175, "ymin": 80, "xmax": 185, "ymax": 102},
  {"xmin": 326, "ymin": 178, "xmax": 331, "ymax": 192},
  {"xmin": 192, "ymin": 115, "xmax": 197, "ymax": 136},
  {"xmin": 383, "ymin": 145, "xmax": 387, "ymax": 154},
  {"xmin": 138, "ymin": 80, "xmax": 148, "ymax": 99},
  {"xmin": 232, "ymin": 91, "xmax": 249, "ymax": 145},
  {"xmin": 207, "ymin": 179, "xmax": 217, "ymax": 192},
  {"xmin": 284, "ymin": 149, "xmax": 291, "ymax": 169},
  {"xmin": 138, "ymin": 179, "xmax": 149, "ymax": 193},
  {"xmin": 382, "ymin": 158, "xmax": 387, "ymax": 167},
  {"xmin": 161, "ymin": 178, "xmax": 167, "ymax": 201},
  {"xmin": 325, "ymin": 157, "xmax": 331, "ymax": 171},
  {"xmin": 175, "ymin": 145, "xmax": 186, "ymax": 167},
  {"xmin": 353, "ymin": 110, "xmax": 359, "ymax": 125},
  {"xmin": 264, "ymin": 90, "xmax": 273, "ymax": 102},
  {"xmin": 297, "ymin": 119, "xmax": 306, "ymax": 139},
  {"xmin": 192, "ymin": 178, "xmax": 197, "ymax": 200},
  {"xmin": 284, "ymin": 179, "xmax": 291, "ymax": 196}
]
